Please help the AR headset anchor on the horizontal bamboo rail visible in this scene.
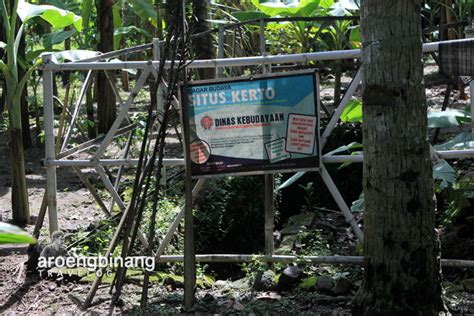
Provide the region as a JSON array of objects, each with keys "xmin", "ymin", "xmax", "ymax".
[
  {"xmin": 43, "ymin": 40, "xmax": 459, "ymax": 71},
  {"xmin": 155, "ymin": 254, "xmax": 474, "ymax": 268},
  {"xmin": 43, "ymin": 149, "xmax": 474, "ymax": 167}
]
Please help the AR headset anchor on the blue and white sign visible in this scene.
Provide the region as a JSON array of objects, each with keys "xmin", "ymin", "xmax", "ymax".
[{"xmin": 184, "ymin": 71, "xmax": 320, "ymax": 177}]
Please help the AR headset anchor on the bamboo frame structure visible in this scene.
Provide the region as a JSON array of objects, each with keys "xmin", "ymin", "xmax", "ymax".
[
  {"xmin": 41, "ymin": 37, "xmax": 474, "ymax": 248},
  {"xmin": 39, "ymin": 22, "xmax": 474, "ymax": 308}
]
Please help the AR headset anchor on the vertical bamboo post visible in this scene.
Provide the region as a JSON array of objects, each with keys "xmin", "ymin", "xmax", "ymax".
[
  {"xmin": 465, "ymin": 23, "xmax": 474, "ymax": 136},
  {"xmin": 42, "ymin": 54, "xmax": 59, "ymax": 235},
  {"xmin": 470, "ymin": 82, "xmax": 474, "ymax": 136},
  {"xmin": 217, "ymin": 26, "xmax": 225, "ymax": 78},
  {"xmin": 259, "ymin": 18, "xmax": 274, "ymax": 256},
  {"xmin": 181, "ymin": 0, "xmax": 196, "ymax": 311},
  {"xmin": 259, "ymin": 18, "xmax": 269, "ymax": 73},
  {"xmin": 264, "ymin": 175, "xmax": 274, "ymax": 255},
  {"xmin": 153, "ymin": 38, "xmax": 167, "ymax": 188}
]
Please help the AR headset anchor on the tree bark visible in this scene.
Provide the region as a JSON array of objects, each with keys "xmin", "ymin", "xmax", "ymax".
[
  {"xmin": 9, "ymin": 125, "xmax": 30, "ymax": 225},
  {"xmin": 353, "ymin": 1, "xmax": 445, "ymax": 314},
  {"xmin": 96, "ymin": 0, "xmax": 116, "ymax": 134},
  {"xmin": 190, "ymin": 0, "xmax": 214, "ymax": 80}
]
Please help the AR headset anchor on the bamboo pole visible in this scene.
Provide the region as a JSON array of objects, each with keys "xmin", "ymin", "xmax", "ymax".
[
  {"xmin": 55, "ymin": 82, "xmax": 71, "ymax": 154},
  {"xmin": 95, "ymin": 165, "xmax": 150, "ymax": 250},
  {"xmin": 320, "ymin": 68, "xmax": 362, "ymax": 148},
  {"xmin": 108, "ymin": 131, "xmax": 134, "ymax": 214},
  {"xmin": 154, "ymin": 255, "xmax": 474, "ymax": 268},
  {"xmin": 320, "ymin": 165, "xmax": 364, "ymax": 242},
  {"xmin": 42, "ymin": 54, "xmax": 58, "ymax": 235},
  {"xmin": 72, "ymin": 166, "xmax": 111, "ymax": 217},
  {"xmin": 61, "ymin": 70, "xmax": 94, "ymax": 151},
  {"xmin": 57, "ymin": 123, "xmax": 137, "ymax": 159},
  {"xmin": 43, "ymin": 40, "xmax": 456, "ymax": 72},
  {"xmin": 94, "ymin": 68, "xmax": 151, "ymax": 159},
  {"xmin": 44, "ymin": 147, "xmax": 474, "ymax": 168},
  {"xmin": 154, "ymin": 179, "xmax": 206, "ymax": 260}
]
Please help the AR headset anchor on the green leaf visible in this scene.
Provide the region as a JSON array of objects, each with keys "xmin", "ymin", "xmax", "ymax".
[
  {"xmin": 82, "ymin": 0, "xmax": 93, "ymax": 30},
  {"xmin": 114, "ymin": 26, "xmax": 150, "ymax": 38},
  {"xmin": 0, "ymin": 41, "xmax": 6, "ymax": 49},
  {"xmin": 250, "ymin": 0, "xmax": 321, "ymax": 17},
  {"xmin": 427, "ymin": 109, "xmax": 470, "ymax": 129},
  {"xmin": 0, "ymin": 60, "xmax": 14, "ymax": 88},
  {"xmin": 232, "ymin": 11, "xmax": 269, "ymax": 21},
  {"xmin": 275, "ymin": 172, "xmax": 306, "ymax": 191},
  {"xmin": 113, "ymin": 4, "xmax": 122, "ymax": 51},
  {"xmin": 47, "ymin": 50, "xmax": 99, "ymax": 63},
  {"xmin": 131, "ymin": 0, "xmax": 157, "ymax": 26},
  {"xmin": 349, "ymin": 25, "xmax": 361, "ymax": 47},
  {"xmin": 433, "ymin": 160, "xmax": 456, "ymax": 189},
  {"xmin": 17, "ymin": 0, "xmax": 82, "ymax": 31},
  {"xmin": 299, "ymin": 276, "xmax": 317, "ymax": 289},
  {"xmin": 319, "ymin": 0, "xmax": 335, "ymax": 9},
  {"xmin": 27, "ymin": 49, "xmax": 60, "ymax": 61},
  {"xmin": 340, "ymin": 99, "xmax": 363, "ymax": 123},
  {"xmin": 434, "ymin": 132, "xmax": 474, "ymax": 150},
  {"xmin": 0, "ymin": 222, "xmax": 37, "ymax": 244},
  {"xmin": 14, "ymin": 23, "xmax": 25, "ymax": 57},
  {"xmin": 42, "ymin": 30, "xmax": 76, "ymax": 48},
  {"xmin": 14, "ymin": 60, "xmax": 42, "ymax": 101},
  {"xmin": 351, "ymin": 193, "xmax": 364, "ymax": 213},
  {"xmin": 326, "ymin": 141, "xmax": 362, "ymax": 155}
]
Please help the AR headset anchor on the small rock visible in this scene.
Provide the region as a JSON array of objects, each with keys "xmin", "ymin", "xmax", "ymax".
[
  {"xmin": 231, "ymin": 278, "xmax": 249, "ymax": 290},
  {"xmin": 214, "ymin": 280, "xmax": 230, "ymax": 288},
  {"xmin": 255, "ymin": 292, "xmax": 282, "ymax": 301},
  {"xmin": 278, "ymin": 266, "xmax": 304, "ymax": 291},
  {"xmin": 316, "ymin": 275, "xmax": 334, "ymax": 292},
  {"xmin": 253, "ymin": 270, "xmax": 276, "ymax": 291},
  {"xmin": 332, "ymin": 277, "xmax": 354, "ymax": 295},
  {"xmin": 233, "ymin": 301, "xmax": 245, "ymax": 311}
]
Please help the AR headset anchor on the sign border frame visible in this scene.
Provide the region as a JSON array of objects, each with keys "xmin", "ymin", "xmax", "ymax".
[{"xmin": 180, "ymin": 69, "xmax": 322, "ymax": 178}]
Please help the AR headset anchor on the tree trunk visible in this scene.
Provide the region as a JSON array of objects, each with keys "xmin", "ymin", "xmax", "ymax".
[
  {"xmin": 9, "ymin": 93, "xmax": 30, "ymax": 225},
  {"xmin": 4, "ymin": 0, "xmax": 30, "ymax": 225},
  {"xmin": 120, "ymin": 2, "xmax": 129, "ymax": 92},
  {"xmin": 10, "ymin": 128, "xmax": 30, "ymax": 225},
  {"xmin": 96, "ymin": 0, "xmax": 116, "ymax": 134},
  {"xmin": 353, "ymin": 0, "xmax": 445, "ymax": 314},
  {"xmin": 190, "ymin": 0, "xmax": 214, "ymax": 80}
]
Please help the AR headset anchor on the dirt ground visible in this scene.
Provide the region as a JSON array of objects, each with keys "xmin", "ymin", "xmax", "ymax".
[{"xmin": 1, "ymin": 69, "xmax": 474, "ymax": 314}]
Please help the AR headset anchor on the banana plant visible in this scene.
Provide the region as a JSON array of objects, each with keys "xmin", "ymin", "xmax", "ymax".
[
  {"xmin": 0, "ymin": 222, "xmax": 36, "ymax": 244},
  {"xmin": 0, "ymin": 0, "xmax": 82, "ymax": 225}
]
